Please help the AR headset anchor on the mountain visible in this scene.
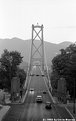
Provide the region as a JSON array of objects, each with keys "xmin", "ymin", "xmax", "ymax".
[{"xmin": 0, "ymin": 37, "xmax": 72, "ymax": 67}]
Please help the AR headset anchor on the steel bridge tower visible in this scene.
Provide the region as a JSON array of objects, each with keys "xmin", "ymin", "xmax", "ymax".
[
  {"xmin": 29, "ymin": 24, "xmax": 45, "ymax": 72},
  {"xmin": 24, "ymin": 24, "xmax": 52, "ymax": 92}
]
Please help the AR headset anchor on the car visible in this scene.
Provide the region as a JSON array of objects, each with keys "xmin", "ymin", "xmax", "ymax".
[
  {"xmin": 43, "ymin": 91, "xmax": 47, "ymax": 94},
  {"xmin": 36, "ymin": 95, "xmax": 42, "ymax": 103},
  {"xmin": 30, "ymin": 74, "xmax": 35, "ymax": 76},
  {"xmin": 42, "ymin": 74, "xmax": 44, "ymax": 77},
  {"xmin": 29, "ymin": 88, "xmax": 34, "ymax": 94},
  {"xmin": 36, "ymin": 74, "xmax": 39, "ymax": 76},
  {"xmin": 29, "ymin": 88, "xmax": 34, "ymax": 91},
  {"xmin": 45, "ymin": 102, "xmax": 52, "ymax": 109}
]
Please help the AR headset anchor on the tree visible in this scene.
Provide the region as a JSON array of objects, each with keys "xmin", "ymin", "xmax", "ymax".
[
  {"xmin": 0, "ymin": 49, "xmax": 23, "ymax": 91},
  {"xmin": 52, "ymin": 50, "xmax": 69, "ymax": 77},
  {"xmin": 50, "ymin": 69, "xmax": 59, "ymax": 89},
  {"xmin": 51, "ymin": 43, "xmax": 76, "ymax": 98}
]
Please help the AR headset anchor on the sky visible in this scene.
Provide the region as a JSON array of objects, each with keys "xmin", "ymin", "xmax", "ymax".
[{"xmin": 0, "ymin": 0, "xmax": 76, "ymax": 43}]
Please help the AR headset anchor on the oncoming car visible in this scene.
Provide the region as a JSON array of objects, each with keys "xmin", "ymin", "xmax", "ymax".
[
  {"xmin": 43, "ymin": 91, "xmax": 47, "ymax": 94},
  {"xmin": 29, "ymin": 88, "xmax": 34, "ymax": 92},
  {"xmin": 29, "ymin": 88, "xmax": 34, "ymax": 94},
  {"xmin": 36, "ymin": 95, "xmax": 42, "ymax": 103}
]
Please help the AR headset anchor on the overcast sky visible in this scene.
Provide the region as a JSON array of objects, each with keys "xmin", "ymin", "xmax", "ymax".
[{"xmin": 0, "ymin": 0, "xmax": 76, "ymax": 43}]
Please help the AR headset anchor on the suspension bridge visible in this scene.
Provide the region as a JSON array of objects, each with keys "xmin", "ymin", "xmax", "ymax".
[
  {"xmin": 24, "ymin": 24, "xmax": 52, "ymax": 93},
  {"xmin": 2, "ymin": 24, "xmax": 74, "ymax": 121}
]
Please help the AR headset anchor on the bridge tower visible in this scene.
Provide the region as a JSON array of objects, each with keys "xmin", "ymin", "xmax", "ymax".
[
  {"xmin": 29, "ymin": 24, "xmax": 45, "ymax": 72},
  {"xmin": 24, "ymin": 24, "xmax": 52, "ymax": 92}
]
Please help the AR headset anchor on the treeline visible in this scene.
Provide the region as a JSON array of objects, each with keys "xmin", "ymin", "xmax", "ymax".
[
  {"xmin": 50, "ymin": 43, "xmax": 76, "ymax": 98},
  {"xmin": 0, "ymin": 49, "xmax": 26, "ymax": 92}
]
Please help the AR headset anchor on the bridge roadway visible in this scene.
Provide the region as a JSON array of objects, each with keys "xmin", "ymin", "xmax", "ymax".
[{"xmin": 2, "ymin": 66, "xmax": 73, "ymax": 121}]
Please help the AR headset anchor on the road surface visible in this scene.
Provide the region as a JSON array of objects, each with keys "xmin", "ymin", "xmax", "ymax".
[{"xmin": 2, "ymin": 66, "xmax": 73, "ymax": 121}]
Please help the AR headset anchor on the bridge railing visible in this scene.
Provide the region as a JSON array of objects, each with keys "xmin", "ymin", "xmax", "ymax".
[
  {"xmin": 44, "ymin": 66, "xmax": 52, "ymax": 92},
  {"xmin": 23, "ymin": 66, "xmax": 30, "ymax": 91}
]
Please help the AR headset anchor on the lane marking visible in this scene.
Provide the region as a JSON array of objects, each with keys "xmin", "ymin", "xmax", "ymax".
[{"xmin": 39, "ymin": 67, "xmax": 55, "ymax": 103}]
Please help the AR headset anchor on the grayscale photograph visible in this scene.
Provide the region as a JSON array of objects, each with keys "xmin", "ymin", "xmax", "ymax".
[{"xmin": 0, "ymin": 0, "xmax": 76, "ymax": 121}]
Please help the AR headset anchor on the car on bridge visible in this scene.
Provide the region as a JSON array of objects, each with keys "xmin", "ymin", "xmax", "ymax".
[
  {"xmin": 45, "ymin": 101, "xmax": 52, "ymax": 109},
  {"xmin": 36, "ymin": 95, "xmax": 42, "ymax": 103},
  {"xmin": 41, "ymin": 74, "xmax": 45, "ymax": 77},
  {"xmin": 43, "ymin": 91, "xmax": 47, "ymax": 94},
  {"xmin": 29, "ymin": 88, "xmax": 34, "ymax": 94},
  {"xmin": 36, "ymin": 74, "xmax": 40, "ymax": 76},
  {"xmin": 29, "ymin": 88, "xmax": 34, "ymax": 91},
  {"xmin": 29, "ymin": 74, "xmax": 35, "ymax": 76}
]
